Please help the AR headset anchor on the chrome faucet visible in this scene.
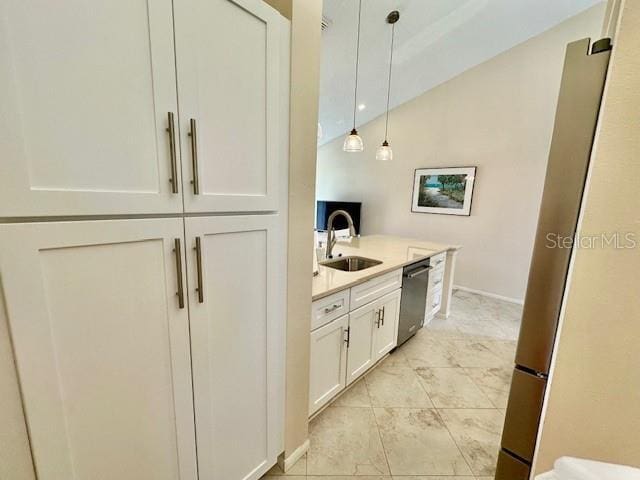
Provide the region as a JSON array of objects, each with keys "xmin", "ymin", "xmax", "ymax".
[{"xmin": 325, "ymin": 209, "xmax": 357, "ymax": 259}]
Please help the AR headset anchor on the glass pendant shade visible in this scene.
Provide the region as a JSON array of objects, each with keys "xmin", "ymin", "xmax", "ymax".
[
  {"xmin": 343, "ymin": 128, "xmax": 364, "ymax": 152},
  {"xmin": 376, "ymin": 141, "xmax": 393, "ymax": 161},
  {"xmin": 377, "ymin": 11, "xmax": 399, "ymax": 162}
]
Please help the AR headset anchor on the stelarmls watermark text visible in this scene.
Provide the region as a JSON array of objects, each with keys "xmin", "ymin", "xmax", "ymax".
[{"xmin": 546, "ymin": 232, "xmax": 637, "ymax": 249}]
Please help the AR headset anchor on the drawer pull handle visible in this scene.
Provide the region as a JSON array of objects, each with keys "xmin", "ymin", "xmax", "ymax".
[
  {"xmin": 406, "ymin": 266, "xmax": 431, "ymax": 278},
  {"xmin": 324, "ymin": 303, "xmax": 341, "ymax": 314},
  {"xmin": 344, "ymin": 327, "xmax": 351, "ymax": 347}
]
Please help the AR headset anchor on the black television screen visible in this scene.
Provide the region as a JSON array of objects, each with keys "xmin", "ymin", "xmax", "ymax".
[{"xmin": 316, "ymin": 201, "xmax": 362, "ymax": 233}]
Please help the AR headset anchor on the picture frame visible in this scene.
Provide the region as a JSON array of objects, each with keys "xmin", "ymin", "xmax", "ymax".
[{"xmin": 411, "ymin": 167, "xmax": 477, "ymax": 216}]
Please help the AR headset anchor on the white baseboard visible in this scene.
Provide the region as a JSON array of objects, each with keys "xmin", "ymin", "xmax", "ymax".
[
  {"xmin": 278, "ymin": 439, "xmax": 309, "ymax": 472},
  {"xmin": 453, "ymin": 284, "xmax": 524, "ymax": 305}
]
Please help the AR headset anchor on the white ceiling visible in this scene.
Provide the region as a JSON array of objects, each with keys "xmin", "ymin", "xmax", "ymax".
[{"xmin": 318, "ymin": 0, "xmax": 604, "ymax": 145}]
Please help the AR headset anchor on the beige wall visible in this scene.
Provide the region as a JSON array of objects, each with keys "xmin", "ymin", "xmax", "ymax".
[
  {"xmin": 266, "ymin": 0, "xmax": 322, "ymax": 459},
  {"xmin": 534, "ymin": 0, "xmax": 640, "ymax": 472},
  {"xmin": 317, "ymin": 5, "xmax": 605, "ymax": 302}
]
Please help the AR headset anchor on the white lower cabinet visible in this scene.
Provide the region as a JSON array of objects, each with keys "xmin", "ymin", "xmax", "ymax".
[
  {"xmin": 185, "ymin": 215, "xmax": 284, "ymax": 480},
  {"xmin": 345, "ymin": 302, "xmax": 377, "ymax": 386},
  {"xmin": 309, "ymin": 315, "xmax": 348, "ymax": 415},
  {"xmin": 372, "ymin": 289, "xmax": 401, "ymax": 361},
  {"xmin": 0, "ymin": 215, "xmax": 285, "ymax": 480},
  {"xmin": 0, "ymin": 219, "xmax": 197, "ymax": 480},
  {"xmin": 309, "ymin": 285, "xmax": 402, "ymax": 416},
  {"xmin": 347, "ymin": 289, "xmax": 401, "ymax": 386}
]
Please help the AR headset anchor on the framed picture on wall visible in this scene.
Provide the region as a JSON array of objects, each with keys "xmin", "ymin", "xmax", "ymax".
[{"xmin": 411, "ymin": 167, "xmax": 477, "ymax": 216}]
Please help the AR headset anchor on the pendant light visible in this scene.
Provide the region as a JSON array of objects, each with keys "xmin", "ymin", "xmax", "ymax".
[
  {"xmin": 343, "ymin": 0, "xmax": 364, "ymax": 152},
  {"xmin": 376, "ymin": 10, "xmax": 399, "ymax": 162}
]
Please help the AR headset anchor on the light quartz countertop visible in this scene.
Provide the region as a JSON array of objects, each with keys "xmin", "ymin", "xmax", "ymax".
[{"xmin": 312, "ymin": 234, "xmax": 460, "ymax": 301}]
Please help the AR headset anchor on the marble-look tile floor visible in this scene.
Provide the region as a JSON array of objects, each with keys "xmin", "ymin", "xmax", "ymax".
[{"xmin": 263, "ymin": 290, "xmax": 522, "ymax": 480}]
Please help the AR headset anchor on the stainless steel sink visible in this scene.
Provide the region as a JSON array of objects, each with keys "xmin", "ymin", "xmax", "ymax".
[{"xmin": 321, "ymin": 256, "xmax": 382, "ymax": 272}]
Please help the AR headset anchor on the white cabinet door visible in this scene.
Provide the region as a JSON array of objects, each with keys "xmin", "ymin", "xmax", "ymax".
[
  {"xmin": 174, "ymin": 0, "xmax": 285, "ymax": 213},
  {"xmin": 373, "ymin": 289, "xmax": 401, "ymax": 362},
  {"xmin": 0, "ymin": 219, "xmax": 197, "ymax": 480},
  {"xmin": 346, "ymin": 303, "xmax": 376, "ymax": 386},
  {"xmin": 309, "ymin": 315, "xmax": 348, "ymax": 416},
  {"xmin": 0, "ymin": 0, "xmax": 183, "ymax": 217},
  {"xmin": 185, "ymin": 215, "xmax": 285, "ymax": 480}
]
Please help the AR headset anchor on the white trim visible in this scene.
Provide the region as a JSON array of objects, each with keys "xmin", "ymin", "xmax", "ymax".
[
  {"xmin": 278, "ymin": 439, "xmax": 309, "ymax": 472},
  {"xmin": 453, "ymin": 284, "xmax": 524, "ymax": 305},
  {"xmin": 602, "ymin": 0, "xmax": 623, "ymax": 40}
]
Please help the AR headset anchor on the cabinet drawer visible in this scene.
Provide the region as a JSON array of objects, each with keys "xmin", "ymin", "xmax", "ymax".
[
  {"xmin": 311, "ymin": 289, "xmax": 351, "ymax": 331},
  {"xmin": 430, "ymin": 252, "xmax": 446, "ymax": 270},
  {"xmin": 426, "ymin": 288, "xmax": 443, "ymax": 320},
  {"xmin": 350, "ymin": 269, "xmax": 402, "ymax": 310},
  {"xmin": 428, "ymin": 265, "xmax": 445, "ymax": 291}
]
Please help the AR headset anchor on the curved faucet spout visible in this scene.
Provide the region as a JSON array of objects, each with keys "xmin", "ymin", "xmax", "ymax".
[{"xmin": 325, "ymin": 209, "xmax": 357, "ymax": 259}]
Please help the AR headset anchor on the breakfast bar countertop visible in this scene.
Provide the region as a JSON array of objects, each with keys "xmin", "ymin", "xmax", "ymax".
[{"xmin": 312, "ymin": 234, "xmax": 460, "ymax": 301}]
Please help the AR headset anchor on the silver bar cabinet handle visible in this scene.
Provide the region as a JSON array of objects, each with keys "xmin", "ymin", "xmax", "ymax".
[
  {"xmin": 324, "ymin": 303, "xmax": 341, "ymax": 314},
  {"xmin": 189, "ymin": 118, "xmax": 200, "ymax": 195},
  {"xmin": 173, "ymin": 238, "xmax": 185, "ymax": 309},
  {"xmin": 167, "ymin": 112, "xmax": 179, "ymax": 194},
  {"xmin": 381, "ymin": 306, "xmax": 385, "ymax": 326},
  {"xmin": 406, "ymin": 266, "xmax": 431, "ymax": 278},
  {"xmin": 194, "ymin": 236, "xmax": 204, "ymax": 304}
]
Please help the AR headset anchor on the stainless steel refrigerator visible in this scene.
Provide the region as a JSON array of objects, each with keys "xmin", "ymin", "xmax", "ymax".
[{"xmin": 495, "ymin": 37, "xmax": 612, "ymax": 480}]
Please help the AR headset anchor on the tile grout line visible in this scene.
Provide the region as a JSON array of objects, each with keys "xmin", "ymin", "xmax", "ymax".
[
  {"xmin": 409, "ymin": 340, "xmax": 478, "ymax": 477},
  {"xmin": 434, "ymin": 407, "xmax": 477, "ymax": 477},
  {"xmin": 369, "ymin": 403, "xmax": 393, "ymax": 478},
  {"xmin": 464, "ymin": 367, "xmax": 503, "ymax": 409},
  {"xmin": 410, "ymin": 362, "xmax": 437, "ymax": 409},
  {"xmin": 363, "ymin": 375, "xmax": 394, "ymax": 477}
]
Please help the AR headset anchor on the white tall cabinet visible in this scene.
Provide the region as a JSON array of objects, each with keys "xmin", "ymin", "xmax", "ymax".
[
  {"xmin": 174, "ymin": 0, "xmax": 282, "ymax": 212},
  {"xmin": 0, "ymin": 0, "xmax": 183, "ymax": 217},
  {"xmin": 185, "ymin": 215, "xmax": 285, "ymax": 480},
  {"xmin": 0, "ymin": 220, "xmax": 197, "ymax": 480},
  {"xmin": 0, "ymin": 1, "xmax": 289, "ymax": 480},
  {"xmin": 0, "ymin": 0, "xmax": 283, "ymax": 217}
]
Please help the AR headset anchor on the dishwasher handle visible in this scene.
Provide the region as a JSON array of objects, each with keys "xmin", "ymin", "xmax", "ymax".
[{"xmin": 405, "ymin": 266, "xmax": 432, "ymax": 278}]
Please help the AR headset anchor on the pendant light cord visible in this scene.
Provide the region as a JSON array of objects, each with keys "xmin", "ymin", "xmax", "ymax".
[
  {"xmin": 352, "ymin": 0, "xmax": 363, "ymax": 131},
  {"xmin": 384, "ymin": 22, "xmax": 395, "ymax": 142}
]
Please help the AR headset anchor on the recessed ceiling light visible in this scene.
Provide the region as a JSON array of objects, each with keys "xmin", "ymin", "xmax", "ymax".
[{"xmin": 358, "ymin": 103, "xmax": 366, "ymax": 111}]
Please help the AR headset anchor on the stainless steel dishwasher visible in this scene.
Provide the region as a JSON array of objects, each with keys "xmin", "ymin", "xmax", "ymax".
[{"xmin": 397, "ymin": 258, "xmax": 430, "ymax": 346}]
